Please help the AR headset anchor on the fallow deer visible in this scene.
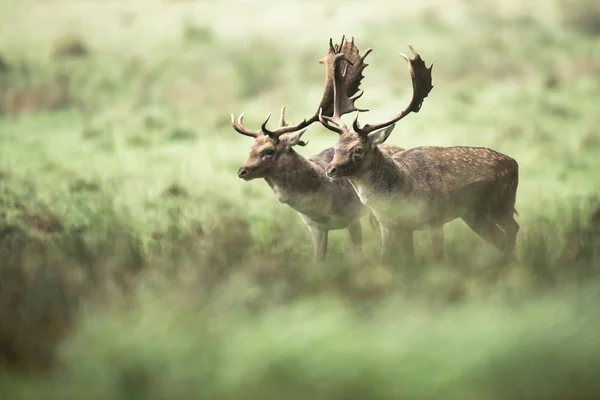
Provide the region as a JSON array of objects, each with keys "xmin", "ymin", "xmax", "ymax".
[
  {"xmin": 319, "ymin": 41, "xmax": 520, "ymax": 265},
  {"xmin": 232, "ymin": 37, "xmax": 405, "ymax": 261}
]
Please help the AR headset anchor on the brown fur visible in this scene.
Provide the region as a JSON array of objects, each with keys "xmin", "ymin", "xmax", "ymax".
[
  {"xmin": 232, "ymin": 36, "xmax": 384, "ymax": 261},
  {"xmin": 237, "ymin": 133, "xmax": 404, "ymax": 261},
  {"xmin": 319, "ymin": 40, "xmax": 519, "ymax": 264},
  {"xmin": 329, "ymin": 133, "xmax": 520, "ymax": 264}
]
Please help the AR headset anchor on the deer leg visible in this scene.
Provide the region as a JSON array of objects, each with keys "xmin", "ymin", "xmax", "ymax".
[
  {"xmin": 380, "ymin": 225, "xmax": 414, "ymax": 267},
  {"xmin": 347, "ymin": 221, "xmax": 364, "ymax": 259},
  {"xmin": 428, "ymin": 226, "xmax": 444, "ymax": 261},
  {"xmin": 399, "ymin": 230, "xmax": 416, "ymax": 264},
  {"xmin": 498, "ymin": 215, "xmax": 520, "ymax": 263},
  {"xmin": 462, "ymin": 213, "xmax": 518, "ymax": 262},
  {"xmin": 380, "ymin": 224, "xmax": 395, "ymax": 265},
  {"xmin": 309, "ymin": 226, "xmax": 328, "ymax": 262}
]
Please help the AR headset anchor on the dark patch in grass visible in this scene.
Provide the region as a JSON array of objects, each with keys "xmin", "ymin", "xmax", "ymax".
[
  {"xmin": 580, "ymin": 127, "xmax": 600, "ymax": 150},
  {"xmin": 545, "ymin": 103, "xmax": 573, "ymax": 119},
  {"xmin": 0, "ymin": 54, "xmax": 10, "ymax": 73},
  {"xmin": 591, "ymin": 207, "xmax": 600, "ymax": 225},
  {"xmin": 557, "ymin": 209, "xmax": 600, "ymax": 279},
  {"xmin": 559, "ymin": 0, "xmax": 600, "ymax": 36},
  {"xmin": 69, "ymin": 179, "xmax": 101, "ymax": 193},
  {"xmin": 81, "ymin": 126, "xmax": 103, "ymax": 140},
  {"xmin": 143, "ymin": 114, "xmax": 165, "ymax": 130},
  {"xmin": 126, "ymin": 134, "xmax": 152, "ymax": 148},
  {"xmin": 183, "ymin": 20, "xmax": 214, "ymax": 43},
  {"xmin": 0, "ymin": 224, "xmax": 76, "ymax": 372},
  {"xmin": 21, "ymin": 210, "xmax": 64, "ymax": 234},
  {"xmin": 168, "ymin": 128, "xmax": 196, "ymax": 142},
  {"xmin": 202, "ymin": 216, "xmax": 252, "ymax": 266},
  {"xmin": 455, "ymin": 89, "xmax": 475, "ymax": 105},
  {"xmin": 162, "ymin": 184, "xmax": 189, "ymax": 198},
  {"xmin": 502, "ymin": 124, "xmax": 524, "ymax": 140},
  {"xmin": 0, "ymin": 74, "xmax": 71, "ymax": 117},
  {"xmin": 52, "ymin": 36, "xmax": 91, "ymax": 59},
  {"xmin": 0, "ymin": 196, "xmax": 153, "ymax": 373},
  {"xmin": 544, "ymin": 74, "xmax": 560, "ymax": 89}
]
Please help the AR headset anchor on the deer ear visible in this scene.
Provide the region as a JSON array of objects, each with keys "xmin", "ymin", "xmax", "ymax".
[
  {"xmin": 367, "ymin": 124, "xmax": 395, "ymax": 146},
  {"xmin": 282, "ymin": 129, "xmax": 308, "ymax": 147}
]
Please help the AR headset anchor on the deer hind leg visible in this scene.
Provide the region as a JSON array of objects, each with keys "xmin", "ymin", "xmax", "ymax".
[
  {"xmin": 347, "ymin": 221, "xmax": 364, "ymax": 259},
  {"xmin": 308, "ymin": 226, "xmax": 329, "ymax": 262},
  {"xmin": 498, "ymin": 214, "xmax": 519, "ymax": 262},
  {"xmin": 380, "ymin": 224, "xmax": 415, "ymax": 267},
  {"xmin": 462, "ymin": 212, "xmax": 519, "ymax": 261},
  {"xmin": 428, "ymin": 226, "xmax": 444, "ymax": 261}
]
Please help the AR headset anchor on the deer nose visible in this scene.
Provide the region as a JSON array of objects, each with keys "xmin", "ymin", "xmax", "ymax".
[
  {"xmin": 237, "ymin": 168, "xmax": 249, "ymax": 179},
  {"xmin": 326, "ymin": 165, "xmax": 339, "ymax": 178}
]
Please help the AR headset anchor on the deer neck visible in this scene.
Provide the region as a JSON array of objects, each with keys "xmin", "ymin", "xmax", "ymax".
[
  {"xmin": 348, "ymin": 147, "xmax": 406, "ymax": 204},
  {"xmin": 264, "ymin": 150, "xmax": 323, "ymax": 205}
]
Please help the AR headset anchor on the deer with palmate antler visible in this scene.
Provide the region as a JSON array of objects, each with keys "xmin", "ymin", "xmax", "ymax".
[
  {"xmin": 319, "ymin": 41, "xmax": 520, "ymax": 265},
  {"xmin": 232, "ymin": 37, "xmax": 404, "ymax": 261}
]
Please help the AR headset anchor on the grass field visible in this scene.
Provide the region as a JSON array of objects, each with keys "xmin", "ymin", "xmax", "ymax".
[{"xmin": 1, "ymin": 0, "xmax": 600, "ymax": 398}]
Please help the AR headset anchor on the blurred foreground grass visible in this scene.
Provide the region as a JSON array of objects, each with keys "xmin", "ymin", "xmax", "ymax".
[{"xmin": 1, "ymin": 0, "xmax": 600, "ymax": 398}]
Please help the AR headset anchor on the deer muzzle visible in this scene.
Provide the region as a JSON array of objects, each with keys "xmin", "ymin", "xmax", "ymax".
[
  {"xmin": 237, "ymin": 166, "xmax": 254, "ymax": 181},
  {"xmin": 326, "ymin": 163, "xmax": 343, "ymax": 179}
]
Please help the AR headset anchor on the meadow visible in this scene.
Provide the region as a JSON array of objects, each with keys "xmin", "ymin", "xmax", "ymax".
[{"xmin": 1, "ymin": 0, "xmax": 600, "ymax": 398}]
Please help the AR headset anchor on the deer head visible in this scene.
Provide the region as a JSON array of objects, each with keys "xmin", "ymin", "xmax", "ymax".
[
  {"xmin": 232, "ymin": 35, "xmax": 371, "ymax": 181},
  {"xmin": 319, "ymin": 44, "xmax": 434, "ymax": 179},
  {"xmin": 232, "ymin": 106, "xmax": 312, "ymax": 180}
]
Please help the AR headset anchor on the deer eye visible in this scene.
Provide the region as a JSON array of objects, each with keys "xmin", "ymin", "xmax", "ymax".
[
  {"xmin": 353, "ymin": 147, "xmax": 363, "ymax": 157},
  {"xmin": 262, "ymin": 149, "xmax": 275, "ymax": 157}
]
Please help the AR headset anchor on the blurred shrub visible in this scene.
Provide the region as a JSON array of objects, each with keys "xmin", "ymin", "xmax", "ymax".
[
  {"xmin": 224, "ymin": 37, "xmax": 286, "ymax": 99},
  {"xmin": 559, "ymin": 0, "xmax": 600, "ymax": 36},
  {"xmin": 0, "ymin": 73, "xmax": 71, "ymax": 117},
  {"xmin": 0, "ymin": 224, "xmax": 77, "ymax": 372},
  {"xmin": 182, "ymin": 19, "xmax": 214, "ymax": 43},
  {"xmin": 52, "ymin": 36, "xmax": 91, "ymax": 59},
  {"xmin": 0, "ymin": 54, "xmax": 9, "ymax": 73}
]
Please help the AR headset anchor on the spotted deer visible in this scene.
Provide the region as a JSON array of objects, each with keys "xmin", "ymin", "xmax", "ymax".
[
  {"xmin": 232, "ymin": 37, "xmax": 404, "ymax": 261},
  {"xmin": 318, "ymin": 41, "xmax": 520, "ymax": 265}
]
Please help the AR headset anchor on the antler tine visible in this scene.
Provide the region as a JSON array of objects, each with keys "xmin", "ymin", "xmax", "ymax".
[
  {"xmin": 319, "ymin": 108, "xmax": 344, "ymax": 134},
  {"xmin": 261, "ymin": 109, "xmax": 320, "ymax": 139},
  {"xmin": 231, "ymin": 112, "xmax": 258, "ymax": 138},
  {"xmin": 279, "ymin": 106, "xmax": 287, "ymax": 127},
  {"xmin": 350, "ymin": 90, "xmax": 369, "ymax": 112},
  {"xmin": 360, "ymin": 48, "xmax": 373, "ymax": 61},
  {"xmin": 353, "ymin": 44, "xmax": 433, "ymax": 137},
  {"xmin": 260, "ymin": 112, "xmax": 277, "ymax": 138}
]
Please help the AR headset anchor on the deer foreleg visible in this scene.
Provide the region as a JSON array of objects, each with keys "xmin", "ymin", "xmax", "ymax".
[
  {"xmin": 380, "ymin": 225, "xmax": 415, "ymax": 267},
  {"xmin": 347, "ymin": 221, "xmax": 364, "ymax": 259},
  {"xmin": 428, "ymin": 226, "xmax": 444, "ymax": 261},
  {"xmin": 309, "ymin": 226, "xmax": 329, "ymax": 262}
]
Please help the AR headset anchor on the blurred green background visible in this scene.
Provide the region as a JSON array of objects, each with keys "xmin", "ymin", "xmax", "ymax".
[{"xmin": 1, "ymin": 0, "xmax": 600, "ymax": 398}]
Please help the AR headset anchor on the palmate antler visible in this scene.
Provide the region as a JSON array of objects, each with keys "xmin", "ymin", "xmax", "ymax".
[
  {"xmin": 318, "ymin": 35, "xmax": 372, "ymax": 119},
  {"xmin": 319, "ymin": 43, "xmax": 433, "ymax": 137},
  {"xmin": 353, "ymin": 45, "xmax": 433, "ymax": 136},
  {"xmin": 231, "ymin": 35, "xmax": 372, "ymax": 142},
  {"xmin": 318, "ymin": 37, "xmax": 372, "ymax": 134}
]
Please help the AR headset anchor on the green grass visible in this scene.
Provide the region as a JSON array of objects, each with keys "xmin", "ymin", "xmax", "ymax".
[{"xmin": 1, "ymin": 0, "xmax": 600, "ymax": 398}]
